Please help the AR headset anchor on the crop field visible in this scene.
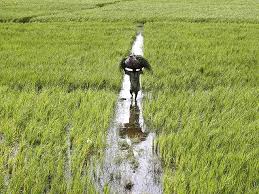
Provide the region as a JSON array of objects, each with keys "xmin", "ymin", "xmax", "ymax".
[
  {"xmin": 0, "ymin": 21, "xmax": 135, "ymax": 193},
  {"xmin": 0, "ymin": 22, "xmax": 134, "ymax": 90},
  {"xmin": 0, "ymin": 0, "xmax": 258, "ymax": 23},
  {"xmin": 0, "ymin": 88, "xmax": 116, "ymax": 193},
  {"xmin": 0, "ymin": 0, "xmax": 258, "ymax": 193},
  {"xmin": 143, "ymin": 22, "xmax": 258, "ymax": 193}
]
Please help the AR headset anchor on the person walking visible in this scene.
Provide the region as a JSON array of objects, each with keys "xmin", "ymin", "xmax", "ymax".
[{"xmin": 120, "ymin": 54, "xmax": 151, "ymax": 101}]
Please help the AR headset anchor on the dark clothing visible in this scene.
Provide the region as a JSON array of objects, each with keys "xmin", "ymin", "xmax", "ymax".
[
  {"xmin": 128, "ymin": 71, "xmax": 141, "ymax": 94},
  {"xmin": 124, "ymin": 69, "xmax": 141, "ymax": 94},
  {"xmin": 120, "ymin": 55, "xmax": 151, "ymax": 71},
  {"xmin": 121, "ymin": 55, "xmax": 151, "ymax": 100}
]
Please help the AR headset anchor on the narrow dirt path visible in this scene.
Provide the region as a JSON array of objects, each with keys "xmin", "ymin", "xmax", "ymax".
[{"xmin": 93, "ymin": 24, "xmax": 163, "ymax": 194}]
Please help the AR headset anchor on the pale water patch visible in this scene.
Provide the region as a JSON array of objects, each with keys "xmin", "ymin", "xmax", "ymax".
[
  {"xmin": 91, "ymin": 25, "xmax": 162, "ymax": 194},
  {"xmin": 131, "ymin": 33, "xmax": 144, "ymax": 56},
  {"xmin": 65, "ymin": 124, "xmax": 72, "ymax": 190}
]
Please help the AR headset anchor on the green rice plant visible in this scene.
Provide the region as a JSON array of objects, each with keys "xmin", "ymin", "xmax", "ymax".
[
  {"xmin": 1, "ymin": 0, "xmax": 258, "ymax": 193},
  {"xmin": 0, "ymin": 20, "xmax": 134, "ymax": 193},
  {"xmin": 0, "ymin": 21, "xmax": 134, "ymax": 91},
  {"xmin": 0, "ymin": 87, "xmax": 117, "ymax": 193},
  {"xmin": 142, "ymin": 22, "xmax": 259, "ymax": 193},
  {"xmin": 1, "ymin": 0, "xmax": 258, "ymax": 23},
  {"xmin": 0, "ymin": 0, "xmax": 116, "ymax": 22}
]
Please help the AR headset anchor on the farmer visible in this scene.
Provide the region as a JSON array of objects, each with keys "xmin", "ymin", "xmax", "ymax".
[{"xmin": 120, "ymin": 54, "xmax": 151, "ymax": 101}]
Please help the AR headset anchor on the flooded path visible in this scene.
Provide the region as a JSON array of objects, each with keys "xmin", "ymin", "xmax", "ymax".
[{"xmin": 93, "ymin": 25, "xmax": 163, "ymax": 194}]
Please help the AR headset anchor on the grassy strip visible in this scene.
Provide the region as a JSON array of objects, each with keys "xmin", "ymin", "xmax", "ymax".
[
  {"xmin": 0, "ymin": 21, "xmax": 134, "ymax": 193},
  {"xmin": 0, "ymin": 0, "xmax": 258, "ymax": 23},
  {"xmin": 0, "ymin": 87, "xmax": 116, "ymax": 193},
  {"xmin": 0, "ymin": 0, "xmax": 116, "ymax": 22},
  {"xmin": 143, "ymin": 22, "xmax": 259, "ymax": 193},
  {"xmin": 143, "ymin": 22, "xmax": 258, "ymax": 92},
  {"xmin": 0, "ymin": 21, "xmax": 134, "ymax": 92}
]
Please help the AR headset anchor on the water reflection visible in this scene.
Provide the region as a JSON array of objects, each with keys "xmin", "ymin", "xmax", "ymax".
[
  {"xmin": 119, "ymin": 102, "xmax": 148, "ymax": 142},
  {"xmin": 91, "ymin": 29, "xmax": 162, "ymax": 194},
  {"xmin": 93, "ymin": 78, "xmax": 162, "ymax": 193}
]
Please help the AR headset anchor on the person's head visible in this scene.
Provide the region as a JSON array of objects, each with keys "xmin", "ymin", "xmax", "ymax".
[
  {"xmin": 128, "ymin": 53, "xmax": 137, "ymax": 62},
  {"xmin": 129, "ymin": 53, "xmax": 136, "ymax": 58}
]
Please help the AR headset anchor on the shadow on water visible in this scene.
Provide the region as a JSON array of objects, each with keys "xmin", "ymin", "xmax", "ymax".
[
  {"xmin": 119, "ymin": 102, "xmax": 148, "ymax": 142},
  {"xmin": 91, "ymin": 24, "xmax": 162, "ymax": 194}
]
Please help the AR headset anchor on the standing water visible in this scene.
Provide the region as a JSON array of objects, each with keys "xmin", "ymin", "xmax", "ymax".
[{"xmin": 92, "ymin": 25, "xmax": 162, "ymax": 194}]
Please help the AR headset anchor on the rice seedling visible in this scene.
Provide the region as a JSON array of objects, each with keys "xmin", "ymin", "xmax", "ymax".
[
  {"xmin": 0, "ymin": 87, "xmax": 118, "ymax": 193},
  {"xmin": 142, "ymin": 21, "xmax": 259, "ymax": 193},
  {"xmin": 0, "ymin": 0, "xmax": 258, "ymax": 193},
  {"xmin": 0, "ymin": 20, "xmax": 135, "ymax": 193},
  {"xmin": 0, "ymin": 21, "xmax": 134, "ymax": 91},
  {"xmin": 1, "ymin": 0, "xmax": 258, "ymax": 23}
]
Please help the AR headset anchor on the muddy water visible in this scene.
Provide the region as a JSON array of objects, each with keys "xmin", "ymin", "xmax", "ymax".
[{"xmin": 93, "ymin": 26, "xmax": 162, "ymax": 194}]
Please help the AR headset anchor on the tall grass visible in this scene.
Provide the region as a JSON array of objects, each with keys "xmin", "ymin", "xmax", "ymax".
[
  {"xmin": 143, "ymin": 22, "xmax": 259, "ymax": 193},
  {"xmin": 0, "ymin": 0, "xmax": 258, "ymax": 23},
  {"xmin": 0, "ymin": 21, "xmax": 134, "ymax": 193},
  {"xmin": 0, "ymin": 22, "xmax": 134, "ymax": 91},
  {"xmin": 0, "ymin": 0, "xmax": 258, "ymax": 193},
  {"xmin": 0, "ymin": 87, "xmax": 117, "ymax": 193}
]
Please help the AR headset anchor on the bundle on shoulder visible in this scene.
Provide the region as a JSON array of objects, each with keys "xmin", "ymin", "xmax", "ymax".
[{"xmin": 120, "ymin": 54, "xmax": 151, "ymax": 72}]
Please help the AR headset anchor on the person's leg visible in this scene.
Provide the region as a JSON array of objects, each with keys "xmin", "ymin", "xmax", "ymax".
[
  {"xmin": 130, "ymin": 90, "xmax": 133, "ymax": 99},
  {"xmin": 134, "ymin": 91, "xmax": 138, "ymax": 101}
]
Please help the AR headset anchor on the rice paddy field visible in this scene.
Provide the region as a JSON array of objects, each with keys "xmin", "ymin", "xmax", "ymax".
[
  {"xmin": 0, "ymin": 0, "xmax": 258, "ymax": 193},
  {"xmin": 143, "ymin": 22, "xmax": 259, "ymax": 193}
]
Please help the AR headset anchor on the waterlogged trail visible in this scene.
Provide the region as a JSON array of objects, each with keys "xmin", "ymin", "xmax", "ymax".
[{"xmin": 93, "ymin": 25, "xmax": 162, "ymax": 194}]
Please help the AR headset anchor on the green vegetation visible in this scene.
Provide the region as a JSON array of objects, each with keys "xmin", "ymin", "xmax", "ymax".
[
  {"xmin": 143, "ymin": 22, "xmax": 258, "ymax": 193},
  {"xmin": 0, "ymin": 88, "xmax": 116, "ymax": 193},
  {"xmin": 0, "ymin": 21, "xmax": 134, "ymax": 193},
  {"xmin": 0, "ymin": 0, "xmax": 258, "ymax": 193},
  {"xmin": 0, "ymin": 22, "xmax": 133, "ymax": 91},
  {"xmin": 1, "ymin": 0, "xmax": 258, "ymax": 23}
]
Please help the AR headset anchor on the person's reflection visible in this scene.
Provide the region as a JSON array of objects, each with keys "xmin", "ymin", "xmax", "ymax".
[{"xmin": 119, "ymin": 102, "xmax": 147, "ymax": 142}]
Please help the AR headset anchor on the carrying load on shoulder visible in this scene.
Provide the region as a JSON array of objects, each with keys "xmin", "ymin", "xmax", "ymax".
[
  {"xmin": 120, "ymin": 53, "xmax": 151, "ymax": 73},
  {"xmin": 120, "ymin": 53, "xmax": 152, "ymax": 101}
]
